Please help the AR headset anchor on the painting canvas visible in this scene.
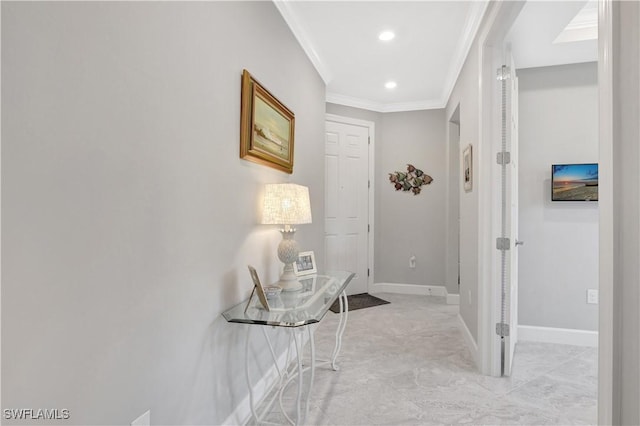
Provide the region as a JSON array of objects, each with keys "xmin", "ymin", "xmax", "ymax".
[
  {"xmin": 552, "ymin": 163, "xmax": 598, "ymax": 201},
  {"xmin": 463, "ymin": 145, "xmax": 472, "ymax": 192},
  {"xmin": 240, "ymin": 70, "xmax": 295, "ymax": 174}
]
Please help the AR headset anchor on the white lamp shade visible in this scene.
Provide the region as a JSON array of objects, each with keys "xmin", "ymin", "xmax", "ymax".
[{"xmin": 262, "ymin": 183, "xmax": 312, "ymax": 225}]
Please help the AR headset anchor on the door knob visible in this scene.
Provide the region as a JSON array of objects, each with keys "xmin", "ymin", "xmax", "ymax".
[{"xmin": 515, "ymin": 240, "xmax": 524, "ymax": 246}]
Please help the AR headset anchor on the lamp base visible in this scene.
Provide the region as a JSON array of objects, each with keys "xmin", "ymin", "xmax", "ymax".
[
  {"xmin": 275, "ymin": 228, "xmax": 303, "ymax": 291},
  {"xmin": 276, "ymin": 262, "xmax": 302, "ymax": 291}
]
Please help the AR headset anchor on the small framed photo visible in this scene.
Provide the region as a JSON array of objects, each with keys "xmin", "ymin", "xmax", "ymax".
[
  {"xmin": 247, "ymin": 265, "xmax": 269, "ymax": 311},
  {"xmin": 294, "ymin": 251, "xmax": 317, "ymax": 276},
  {"xmin": 463, "ymin": 144, "xmax": 473, "ymax": 192}
]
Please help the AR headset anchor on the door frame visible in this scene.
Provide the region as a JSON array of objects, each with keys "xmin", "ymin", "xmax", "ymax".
[
  {"xmin": 596, "ymin": 0, "xmax": 613, "ymax": 423},
  {"xmin": 325, "ymin": 113, "xmax": 375, "ymax": 292},
  {"xmin": 476, "ymin": 0, "xmax": 614, "ymax": 423}
]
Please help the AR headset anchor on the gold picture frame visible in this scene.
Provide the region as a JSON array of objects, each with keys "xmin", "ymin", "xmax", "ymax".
[
  {"xmin": 463, "ymin": 144, "xmax": 473, "ymax": 192},
  {"xmin": 240, "ymin": 70, "xmax": 295, "ymax": 174}
]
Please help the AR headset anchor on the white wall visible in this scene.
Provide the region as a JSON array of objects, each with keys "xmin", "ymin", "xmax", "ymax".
[
  {"xmin": 325, "ymin": 104, "xmax": 447, "ymax": 288},
  {"xmin": 609, "ymin": 1, "xmax": 640, "ymax": 423},
  {"xmin": 518, "ymin": 63, "xmax": 599, "ymax": 331},
  {"xmin": 2, "ymin": 2, "xmax": 325, "ymax": 424}
]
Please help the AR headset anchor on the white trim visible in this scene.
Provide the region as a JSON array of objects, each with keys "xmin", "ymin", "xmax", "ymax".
[
  {"xmin": 273, "ymin": 1, "xmax": 332, "ymax": 84},
  {"xmin": 441, "ymin": 1, "xmax": 490, "ymax": 106},
  {"xmin": 518, "ymin": 325, "xmax": 598, "ymax": 348},
  {"xmin": 597, "ymin": 0, "xmax": 614, "ymax": 423},
  {"xmin": 458, "ymin": 313, "xmax": 479, "ymax": 369},
  {"xmin": 278, "ymin": 2, "xmax": 488, "ymax": 113},
  {"xmin": 446, "ymin": 291, "xmax": 460, "ymax": 306},
  {"xmin": 475, "ymin": 1, "xmax": 527, "ymax": 378},
  {"xmin": 325, "ymin": 114, "xmax": 375, "ymax": 293},
  {"xmin": 370, "ymin": 282, "xmax": 446, "ymax": 297},
  {"xmin": 326, "ymin": 92, "xmax": 443, "ymax": 113}
]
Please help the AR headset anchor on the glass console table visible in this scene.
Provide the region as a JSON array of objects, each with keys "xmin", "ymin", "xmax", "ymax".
[{"xmin": 223, "ymin": 271, "xmax": 354, "ymax": 425}]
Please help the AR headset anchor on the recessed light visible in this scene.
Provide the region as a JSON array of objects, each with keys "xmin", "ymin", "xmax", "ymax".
[
  {"xmin": 378, "ymin": 31, "xmax": 395, "ymax": 41},
  {"xmin": 385, "ymin": 81, "xmax": 397, "ymax": 89}
]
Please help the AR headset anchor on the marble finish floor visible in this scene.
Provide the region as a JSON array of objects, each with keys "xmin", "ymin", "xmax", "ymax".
[{"xmin": 253, "ymin": 293, "xmax": 597, "ymax": 425}]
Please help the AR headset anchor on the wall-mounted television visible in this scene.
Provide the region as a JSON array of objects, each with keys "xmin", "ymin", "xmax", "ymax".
[{"xmin": 551, "ymin": 163, "xmax": 598, "ymax": 201}]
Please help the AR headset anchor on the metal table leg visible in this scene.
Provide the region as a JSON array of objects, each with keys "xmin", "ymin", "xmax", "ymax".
[{"xmin": 330, "ymin": 290, "xmax": 349, "ymax": 371}]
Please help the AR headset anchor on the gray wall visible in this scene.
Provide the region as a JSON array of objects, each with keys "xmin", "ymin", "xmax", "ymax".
[
  {"xmin": 376, "ymin": 110, "xmax": 446, "ymax": 285},
  {"xmin": 326, "ymin": 104, "xmax": 446, "ymax": 288},
  {"xmin": 446, "ymin": 37, "xmax": 481, "ymax": 343},
  {"xmin": 518, "ymin": 63, "xmax": 599, "ymax": 331},
  {"xmin": 2, "ymin": 2, "xmax": 325, "ymax": 425},
  {"xmin": 445, "ymin": 113, "xmax": 461, "ymax": 296}
]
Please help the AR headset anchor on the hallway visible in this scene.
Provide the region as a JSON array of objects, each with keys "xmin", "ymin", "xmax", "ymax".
[{"xmin": 256, "ymin": 293, "xmax": 597, "ymax": 425}]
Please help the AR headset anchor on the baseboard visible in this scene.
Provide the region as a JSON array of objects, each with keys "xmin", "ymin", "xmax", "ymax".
[
  {"xmin": 518, "ymin": 325, "xmax": 598, "ymax": 347},
  {"xmin": 444, "ymin": 288, "xmax": 460, "ymax": 305},
  {"xmin": 457, "ymin": 313, "xmax": 479, "ymax": 368},
  {"xmin": 223, "ymin": 336, "xmax": 303, "ymax": 426},
  {"xmin": 370, "ymin": 282, "xmax": 446, "ymax": 297}
]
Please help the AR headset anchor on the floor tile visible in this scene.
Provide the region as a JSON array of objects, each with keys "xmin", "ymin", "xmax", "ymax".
[{"xmin": 251, "ymin": 293, "xmax": 597, "ymax": 425}]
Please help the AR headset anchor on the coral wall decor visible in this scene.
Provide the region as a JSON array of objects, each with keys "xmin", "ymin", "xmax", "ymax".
[{"xmin": 388, "ymin": 164, "xmax": 433, "ymax": 195}]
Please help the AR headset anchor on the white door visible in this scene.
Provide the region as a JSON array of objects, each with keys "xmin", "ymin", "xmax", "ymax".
[
  {"xmin": 325, "ymin": 119, "xmax": 370, "ymax": 295},
  {"xmin": 502, "ymin": 53, "xmax": 520, "ymax": 376}
]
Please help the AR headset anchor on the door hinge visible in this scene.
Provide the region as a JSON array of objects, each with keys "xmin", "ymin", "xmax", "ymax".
[
  {"xmin": 497, "ymin": 65, "xmax": 510, "ymax": 81},
  {"xmin": 368, "ymin": 136, "xmax": 371, "ymax": 145},
  {"xmin": 367, "ymin": 268, "xmax": 370, "ymax": 277},
  {"xmin": 368, "ymin": 224, "xmax": 370, "ymax": 233},
  {"xmin": 496, "ymin": 237, "xmax": 510, "ymax": 250},
  {"xmin": 496, "ymin": 323, "xmax": 510, "ymax": 337},
  {"xmin": 497, "ymin": 152, "xmax": 511, "ymax": 165},
  {"xmin": 368, "ymin": 180, "xmax": 371, "ymax": 189}
]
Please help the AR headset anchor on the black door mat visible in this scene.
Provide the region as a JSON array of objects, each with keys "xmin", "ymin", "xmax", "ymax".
[{"xmin": 329, "ymin": 293, "xmax": 390, "ymax": 313}]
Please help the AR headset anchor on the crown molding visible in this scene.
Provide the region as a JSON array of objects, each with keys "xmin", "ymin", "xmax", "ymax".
[
  {"xmin": 276, "ymin": 0, "xmax": 489, "ymax": 113},
  {"xmin": 440, "ymin": 0, "xmax": 490, "ymax": 106},
  {"xmin": 326, "ymin": 92, "xmax": 444, "ymax": 113},
  {"xmin": 273, "ymin": 0, "xmax": 332, "ymax": 84}
]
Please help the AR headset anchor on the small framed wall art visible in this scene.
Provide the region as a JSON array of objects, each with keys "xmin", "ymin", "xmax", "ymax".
[
  {"xmin": 294, "ymin": 251, "xmax": 317, "ymax": 276},
  {"xmin": 240, "ymin": 69, "xmax": 295, "ymax": 174},
  {"xmin": 246, "ymin": 265, "xmax": 270, "ymax": 312},
  {"xmin": 463, "ymin": 144, "xmax": 473, "ymax": 192}
]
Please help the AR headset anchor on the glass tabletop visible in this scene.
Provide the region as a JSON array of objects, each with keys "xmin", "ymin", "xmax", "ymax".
[{"xmin": 222, "ymin": 271, "xmax": 354, "ymax": 327}]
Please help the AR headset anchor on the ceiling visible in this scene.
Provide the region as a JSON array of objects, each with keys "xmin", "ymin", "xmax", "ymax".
[
  {"xmin": 274, "ymin": 1, "xmax": 598, "ymax": 113},
  {"xmin": 507, "ymin": 1, "xmax": 597, "ymax": 70}
]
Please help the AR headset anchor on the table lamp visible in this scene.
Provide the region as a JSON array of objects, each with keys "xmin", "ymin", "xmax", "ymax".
[{"xmin": 262, "ymin": 183, "xmax": 312, "ymax": 291}]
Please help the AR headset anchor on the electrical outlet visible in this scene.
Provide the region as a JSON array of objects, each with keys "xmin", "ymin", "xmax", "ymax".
[
  {"xmin": 132, "ymin": 410, "xmax": 150, "ymax": 426},
  {"xmin": 409, "ymin": 255, "xmax": 416, "ymax": 269},
  {"xmin": 587, "ymin": 289, "xmax": 599, "ymax": 304}
]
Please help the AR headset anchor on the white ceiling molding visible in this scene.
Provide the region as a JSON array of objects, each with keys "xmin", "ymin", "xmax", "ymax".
[
  {"xmin": 440, "ymin": 0, "xmax": 490, "ymax": 107},
  {"xmin": 276, "ymin": 0, "xmax": 488, "ymax": 113},
  {"xmin": 326, "ymin": 92, "xmax": 443, "ymax": 113},
  {"xmin": 273, "ymin": 0, "xmax": 332, "ymax": 84},
  {"xmin": 553, "ymin": 0, "xmax": 598, "ymax": 44}
]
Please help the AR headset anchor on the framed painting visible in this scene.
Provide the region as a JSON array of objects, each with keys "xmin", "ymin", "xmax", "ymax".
[
  {"xmin": 463, "ymin": 144, "xmax": 473, "ymax": 192},
  {"xmin": 240, "ymin": 69, "xmax": 295, "ymax": 174}
]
